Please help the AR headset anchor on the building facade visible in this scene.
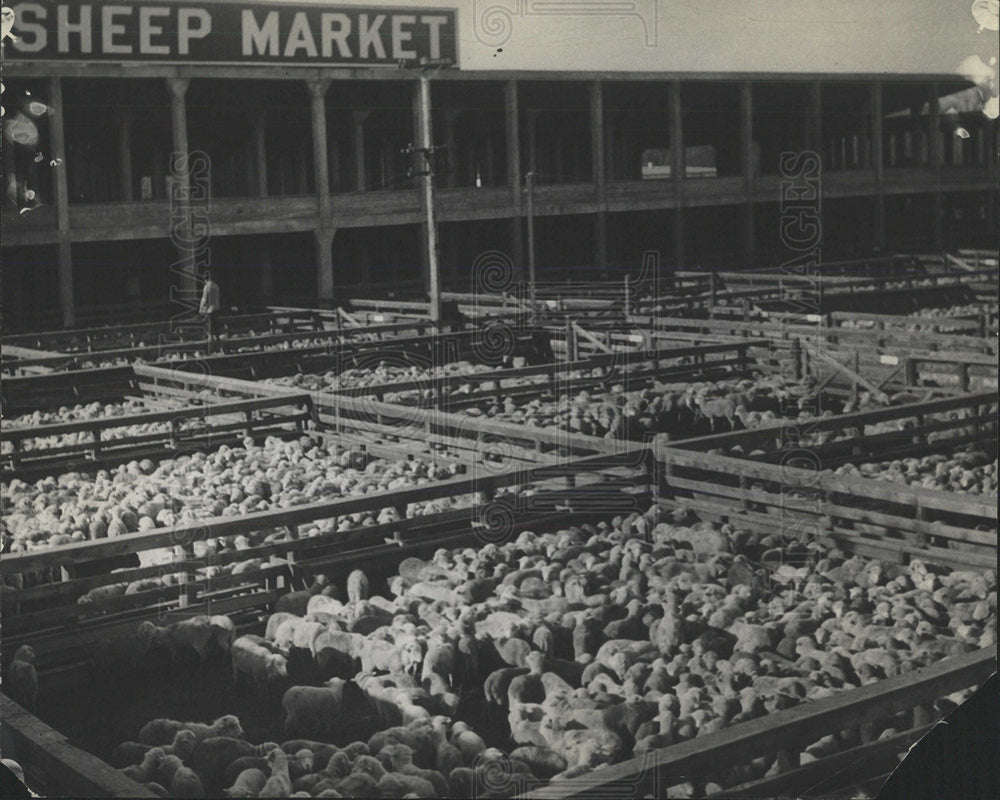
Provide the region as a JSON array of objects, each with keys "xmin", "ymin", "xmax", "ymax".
[{"xmin": 2, "ymin": 2, "xmax": 997, "ymax": 329}]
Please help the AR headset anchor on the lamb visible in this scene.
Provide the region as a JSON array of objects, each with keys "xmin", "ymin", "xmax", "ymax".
[
  {"xmin": 282, "ymin": 679, "xmax": 346, "ymax": 739},
  {"xmin": 138, "ymin": 714, "xmax": 244, "ymax": 746},
  {"xmin": 112, "ymin": 729, "xmax": 197, "ymax": 767},
  {"xmin": 231, "ymin": 636, "xmax": 288, "ymax": 693},
  {"xmin": 7, "ymin": 645, "xmax": 38, "ymax": 712},
  {"xmin": 347, "ymin": 569, "xmax": 371, "ymax": 603},
  {"xmin": 259, "ymin": 749, "xmax": 293, "ymax": 798},
  {"xmin": 224, "ymin": 767, "xmax": 267, "ymax": 798}
]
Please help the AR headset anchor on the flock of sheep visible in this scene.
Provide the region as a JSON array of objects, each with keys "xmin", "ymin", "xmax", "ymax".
[{"xmin": 107, "ymin": 504, "xmax": 996, "ymax": 797}]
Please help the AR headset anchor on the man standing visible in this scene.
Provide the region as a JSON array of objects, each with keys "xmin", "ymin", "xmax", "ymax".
[{"xmin": 199, "ymin": 269, "xmax": 221, "ymax": 354}]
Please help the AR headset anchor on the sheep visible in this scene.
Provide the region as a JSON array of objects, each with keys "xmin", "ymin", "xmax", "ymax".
[
  {"xmin": 450, "ymin": 721, "xmax": 486, "ymax": 766},
  {"xmin": 169, "ymin": 767, "xmax": 204, "ymax": 798},
  {"xmin": 282, "ymin": 679, "xmax": 346, "ymax": 740},
  {"xmin": 7, "ymin": 645, "xmax": 38, "ymax": 712},
  {"xmin": 138, "ymin": 714, "xmax": 244, "ymax": 746},
  {"xmin": 272, "ymin": 616, "xmax": 326, "ymax": 655},
  {"xmin": 360, "ymin": 637, "xmax": 413, "ymax": 676},
  {"xmin": 112, "ymin": 729, "xmax": 197, "ymax": 767},
  {"xmin": 122, "ymin": 747, "xmax": 166, "ymax": 783},
  {"xmin": 191, "ymin": 736, "xmax": 278, "ymax": 793},
  {"xmin": 136, "ymin": 615, "xmax": 235, "ymax": 662},
  {"xmin": 275, "ymin": 574, "xmax": 334, "ymax": 616},
  {"xmin": 259, "ymin": 749, "xmax": 293, "ymax": 798},
  {"xmin": 420, "ymin": 639, "xmax": 455, "ymax": 690},
  {"xmin": 231, "ymin": 636, "xmax": 288, "ymax": 693},
  {"xmin": 224, "ymin": 768, "xmax": 267, "ymax": 798},
  {"xmin": 347, "ymin": 569, "xmax": 371, "ymax": 603}
]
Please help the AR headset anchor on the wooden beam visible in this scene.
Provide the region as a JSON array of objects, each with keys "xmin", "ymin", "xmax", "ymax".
[
  {"xmin": 117, "ymin": 109, "xmax": 134, "ymax": 202},
  {"xmin": 741, "ymin": 81, "xmax": 756, "ymax": 264},
  {"xmin": 505, "ymin": 80, "xmax": 523, "ymax": 277},
  {"xmin": 1, "ymin": 695, "xmax": 157, "ymax": 798},
  {"xmin": 351, "ymin": 109, "xmax": 370, "ymax": 192},
  {"xmin": 253, "ymin": 110, "xmax": 268, "ymax": 197},
  {"xmin": 48, "ymin": 77, "xmax": 74, "ymax": 328}
]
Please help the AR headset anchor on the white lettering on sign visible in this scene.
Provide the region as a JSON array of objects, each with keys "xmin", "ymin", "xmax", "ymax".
[
  {"xmin": 57, "ymin": 5, "xmax": 92, "ymax": 53},
  {"xmin": 358, "ymin": 13, "xmax": 386, "ymax": 59},
  {"xmin": 243, "ymin": 9, "xmax": 278, "ymax": 56},
  {"xmin": 391, "ymin": 14, "xmax": 416, "ymax": 59},
  {"xmin": 421, "ymin": 15, "xmax": 447, "ymax": 59},
  {"xmin": 102, "ymin": 5, "xmax": 132, "ymax": 54},
  {"xmin": 139, "ymin": 6, "xmax": 170, "ymax": 55},
  {"xmin": 178, "ymin": 8, "xmax": 211, "ymax": 55},
  {"xmin": 320, "ymin": 13, "xmax": 351, "ymax": 58},
  {"xmin": 285, "ymin": 11, "xmax": 318, "ymax": 57},
  {"xmin": 15, "ymin": 3, "xmax": 47, "ymax": 52}
]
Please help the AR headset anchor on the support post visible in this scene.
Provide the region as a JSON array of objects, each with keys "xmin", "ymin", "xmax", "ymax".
[
  {"xmin": 808, "ymin": 82, "xmax": 822, "ymax": 155},
  {"xmin": 254, "ymin": 110, "xmax": 268, "ymax": 197},
  {"xmin": 526, "ymin": 170, "xmax": 537, "ymax": 316},
  {"xmin": 669, "ymin": 80, "xmax": 685, "ymax": 269},
  {"xmin": 416, "ymin": 75, "xmax": 441, "ymax": 323},
  {"xmin": 351, "ymin": 109, "xmax": 370, "ymax": 192},
  {"xmin": 741, "ymin": 81, "xmax": 756, "ymax": 264},
  {"xmin": 928, "ymin": 83, "xmax": 944, "ymax": 251},
  {"xmin": 314, "ymin": 228, "xmax": 336, "ymax": 301},
  {"xmin": 308, "ymin": 80, "xmax": 334, "ymax": 299},
  {"xmin": 118, "ymin": 110, "xmax": 133, "ymax": 202},
  {"xmin": 871, "ymin": 82, "xmax": 886, "ymax": 250},
  {"xmin": 49, "ymin": 77, "xmax": 74, "ymax": 327},
  {"xmin": 167, "ymin": 78, "xmax": 196, "ymax": 299},
  {"xmin": 590, "ymin": 81, "xmax": 607, "ymax": 274},
  {"xmin": 444, "ymin": 109, "xmax": 460, "ymax": 187},
  {"xmin": 505, "ymin": 81, "xmax": 524, "ymax": 278}
]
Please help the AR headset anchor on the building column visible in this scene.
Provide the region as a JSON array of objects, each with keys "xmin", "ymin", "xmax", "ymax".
[
  {"xmin": 590, "ymin": 81, "xmax": 607, "ymax": 274},
  {"xmin": 314, "ymin": 228, "xmax": 336, "ymax": 300},
  {"xmin": 669, "ymin": 80, "xmax": 685, "ymax": 269},
  {"xmin": 871, "ymin": 82, "xmax": 886, "ymax": 249},
  {"xmin": 50, "ymin": 77, "xmax": 74, "ymax": 327},
  {"xmin": 309, "ymin": 80, "xmax": 334, "ymax": 299},
  {"xmin": 118, "ymin": 109, "xmax": 133, "ymax": 202},
  {"xmin": 351, "ymin": 109, "xmax": 370, "ymax": 191},
  {"xmin": 444, "ymin": 109, "xmax": 461, "ymax": 187},
  {"xmin": 253, "ymin": 110, "xmax": 268, "ymax": 197},
  {"xmin": 504, "ymin": 80, "xmax": 524, "ymax": 278},
  {"xmin": 928, "ymin": 83, "xmax": 943, "ymax": 251},
  {"xmin": 741, "ymin": 81, "xmax": 756, "ymax": 265},
  {"xmin": 527, "ymin": 109, "xmax": 540, "ymax": 175},
  {"xmin": 167, "ymin": 77, "xmax": 197, "ymax": 299}
]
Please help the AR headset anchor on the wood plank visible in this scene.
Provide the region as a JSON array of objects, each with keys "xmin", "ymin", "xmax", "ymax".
[{"xmin": 0, "ymin": 694, "xmax": 157, "ymax": 798}]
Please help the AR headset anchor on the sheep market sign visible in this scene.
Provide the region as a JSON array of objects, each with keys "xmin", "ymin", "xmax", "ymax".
[{"xmin": 4, "ymin": 2, "xmax": 458, "ymax": 66}]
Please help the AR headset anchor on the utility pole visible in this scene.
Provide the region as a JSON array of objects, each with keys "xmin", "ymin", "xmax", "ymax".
[
  {"xmin": 401, "ymin": 57, "xmax": 451, "ymax": 324},
  {"xmin": 525, "ymin": 170, "xmax": 537, "ymax": 320}
]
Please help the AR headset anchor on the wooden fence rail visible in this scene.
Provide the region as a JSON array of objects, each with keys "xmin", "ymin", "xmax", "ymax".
[{"xmin": 520, "ymin": 648, "xmax": 994, "ymax": 799}]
